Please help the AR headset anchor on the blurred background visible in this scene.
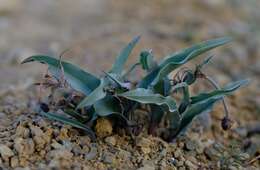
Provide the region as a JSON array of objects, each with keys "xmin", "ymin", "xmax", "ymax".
[{"xmin": 0, "ymin": 0, "xmax": 259, "ymax": 102}]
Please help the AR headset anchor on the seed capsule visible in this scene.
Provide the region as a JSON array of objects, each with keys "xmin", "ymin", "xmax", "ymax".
[
  {"xmin": 221, "ymin": 116, "xmax": 233, "ymax": 130},
  {"xmin": 40, "ymin": 102, "xmax": 50, "ymax": 112}
]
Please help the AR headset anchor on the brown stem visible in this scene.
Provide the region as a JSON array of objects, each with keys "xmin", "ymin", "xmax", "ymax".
[{"xmin": 202, "ymin": 75, "xmax": 230, "ymax": 118}]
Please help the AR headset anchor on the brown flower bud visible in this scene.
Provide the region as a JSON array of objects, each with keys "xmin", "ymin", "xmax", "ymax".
[
  {"xmin": 40, "ymin": 102, "xmax": 49, "ymax": 112},
  {"xmin": 221, "ymin": 116, "xmax": 233, "ymax": 130}
]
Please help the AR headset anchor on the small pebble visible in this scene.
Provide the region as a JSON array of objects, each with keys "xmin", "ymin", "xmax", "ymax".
[
  {"xmin": 105, "ymin": 136, "xmax": 116, "ymax": 146},
  {"xmin": 0, "ymin": 144, "xmax": 14, "ymax": 161}
]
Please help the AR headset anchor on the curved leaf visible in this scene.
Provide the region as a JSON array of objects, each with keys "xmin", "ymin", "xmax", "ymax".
[
  {"xmin": 77, "ymin": 79, "xmax": 107, "ymax": 109},
  {"xmin": 139, "ymin": 50, "xmax": 158, "ymax": 72},
  {"xmin": 118, "ymin": 88, "xmax": 177, "ymax": 112},
  {"xmin": 103, "ymin": 72, "xmax": 132, "ymax": 90},
  {"xmin": 63, "ymin": 109, "xmax": 87, "ymax": 123},
  {"xmin": 196, "ymin": 55, "xmax": 214, "ymax": 70},
  {"xmin": 178, "ymin": 97, "xmax": 221, "ymax": 136},
  {"xmin": 94, "ymin": 95, "xmax": 122, "ymax": 116},
  {"xmin": 191, "ymin": 79, "xmax": 249, "ymax": 104},
  {"xmin": 40, "ymin": 111, "xmax": 95, "ymax": 140},
  {"xmin": 168, "ymin": 111, "xmax": 181, "ymax": 132},
  {"xmin": 171, "ymin": 82, "xmax": 188, "ymax": 92},
  {"xmin": 138, "ymin": 68, "xmax": 160, "ymax": 88},
  {"xmin": 149, "ymin": 104, "xmax": 165, "ymax": 134},
  {"xmin": 152, "ymin": 37, "xmax": 232, "ymax": 85},
  {"xmin": 110, "ymin": 36, "xmax": 141, "ymax": 74},
  {"xmin": 153, "ymin": 78, "xmax": 171, "ymax": 96},
  {"xmin": 93, "ymin": 95, "xmax": 132, "ymax": 126},
  {"xmin": 22, "ymin": 55, "xmax": 100, "ymax": 95}
]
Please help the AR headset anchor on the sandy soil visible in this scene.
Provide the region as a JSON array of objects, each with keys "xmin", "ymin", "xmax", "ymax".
[{"xmin": 0, "ymin": 0, "xmax": 259, "ymax": 169}]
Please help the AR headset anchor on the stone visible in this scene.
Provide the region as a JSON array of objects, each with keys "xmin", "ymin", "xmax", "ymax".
[
  {"xmin": 173, "ymin": 148, "xmax": 182, "ymax": 158},
  {"xmin": 14, "ymin": 167, "xmax": 30, "ymax": 170},
  {"xmin": 204, "ymin": 146, "xmax": 220, "ymax": 161},
  {"xmin": 15, "ymin": 125, "xmax": 30, "ymax": 138},
  {"xmin": 72, "ymin": 145, "xmax": 83, "ymax": 155},
  {"xmin": 169, "ymin": 157, "xmax": 177, "ymax": 166},
  {"xmin": 118, "ymin": 149, "xmax": 131, "ymax": 161},
  {"xmin": 137, "ymin": 163, "xmax": 155, "ymax": 170},
  {"xmin": 57, "ymin": 127, "xmax": 70, "ymax": 141},
  {"xmin": 185, "ymin": 140, "xmax": 196, "ymax": 151},
  {"xmin": 0, "ymin": 144, "xmax": 14, "ymax": 161},
  {"xmin": 176, "ymin": 160, "xmax": 184, "ymax": 167},
  {"xmin": 79, "ymin": 136, "xmax": 91, "ymax": 146},
  {"xmin": 136, "ymin": 137, "xmax": 152, "ymax": 154},
  {"xmin": 51, "ymin": 140, "xmax": 63, "ymax": 149},
  {"xmin": 47, "ymin": 149, "xmax": 73, "ymax": 160},
  {"xmin": 105, "ymin": 136, "xmax": 116, "ymax": 146},
  {"xmin": 33, "ymin": 127, "xmax": 53, "ymax": 151},
  {"xmin": 10, "ymin": 156, "xmax": 19, "ymax": 168},
  {"xmin": 102, "ymin": 152, "xmax": 114, "ymax": 164},
  {"xmin": 84, "ymin": 143, "xmax": 98, "ymax": 160},
  {"xmin": 178, "ymin": 166, "xmax": 186, "ymax": 170},
  {"xmin": 185, "ymin": 160, "xmax": 198, "ymax": 169},
  {"xmin": 14, "ymin": 138, "xmax": 35, "ymax": 158},
  {"xmin": 95, "ymin": 118, "xmax": 113, "ymax": 138}
]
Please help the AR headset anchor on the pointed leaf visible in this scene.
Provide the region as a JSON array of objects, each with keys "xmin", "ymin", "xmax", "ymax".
[
  {"xmin": 94, "ymin": 95, "xmax": 122, "ymax": 116},
  {"xmin": 63, "ymin": 109, "xmax": 87, "ymax": 123},
  {"xmin": 153, "ymin": 78, "xmax": 171, "ymax": 96},
  {"xmin": 196, "ymin": 55, "xmax": 214, "ymax": 70},
  {"xmin": 22, "ymin": 55, "xmax": 100, "ymax": 95},
  {"xmin": 110, "ymin": 36, "xmax": 141, "ymax": 74},
  {"xmin": 169, "ymin": 111, "xmax": 181, "ymax": 131},
  {"xmin": 118, "ymin": 88, "xmax": 177, "ymax": 112},
  {"xmin": 93, "ymin": 95, "xmax": 132, "ymax": 125},
  {"xmin": 178, "ymin": 97, "xmax": 221, "ymax": 136},
  {"xmin": 171, "ymin": 82, "xmax": 188, "ymax": 92},
  {"xmin": 139, "ymin": 50, "xmax": 158, "ymax": 72},
  {"xmin": 150, "ymin": 104, "xmax": 164, "ymax": 126},
  {"xmin": 77, "ymin": 79, "xmax": 107, "ymax": 109},
  {"xmin": 138, "ymin": 68, "xmax": 160, "ymax": 88},
  {"xmin": 152, "ymin": 37, "xmax": 232, "ymax": 85},
  {"xmin": 103, "ymin": 72, "xmax": 131, "ymax": 89},
  {"xmin": 191, "ymin": 79, "xmax": 249, "ymax": 104},
  {"xmin": 40, "ymin": 111, "xmax": 95, "ymax": 140}
]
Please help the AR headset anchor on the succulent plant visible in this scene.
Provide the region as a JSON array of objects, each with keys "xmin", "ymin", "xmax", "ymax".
[{"xmin": 22, "ymin": 36, "xmax": 249, "ymax": 141}]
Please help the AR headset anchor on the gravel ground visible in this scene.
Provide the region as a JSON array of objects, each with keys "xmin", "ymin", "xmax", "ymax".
[{"xmin": 0, "ymin": 0, "xmax": 259, "ymax": 169}]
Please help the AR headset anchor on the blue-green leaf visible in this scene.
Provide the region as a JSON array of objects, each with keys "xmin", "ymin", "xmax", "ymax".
[
  {"xmin": 138, "ymin": 68, "xmax": 160, "ymax": 88},
  {"xmin": 110, "ymin": 36, "xmax": 141, "ymax": 74},
  {"xmin": 63, "ymin": 109, "xmax": 87, "ymax": 123},
  {"xmin": 139, "ymin": 50, "xmax": 158, "ymax": 72},
  {"xmin": 178, "ymin": 97, "xmax": 221, "ymax": 135},
  {"xmin": 94, "ymin": 95, "xmax": 122, "ymax": 116},
  {"xmin": 191, "ymin": 79, "xmax": 249, "ymax": 104},
  {"xmin": 168, "ymin": 111, "xmax": 181, "ymax": 131},
  {"xmin": 21, "ymin": 55, "xmax": 100, "ymax": 95},
  {"xmin": 152, "ymin": 37, "xmax": 232, "ymax": 85},
  {"xmin": 149, "ymin": 104, "xmax": 165, "ymax": 134},
  {"xmin": 118, "ymin": 88, "xmax": 177, "ymax": 112},
  {"xmin": 93, "ymin": 95, "xmax": 132, "ymax": 126},
  {"xmin": 77, "ymin": 79, "xmax": 107, "ymax": 109},
  {"xmin": 40, "ymin": 111, "xmax": 95, "ymax": 140},
  {"xmin": 171, "ymin": 82, "xmax": 188, "ymax": 92},
  {"xmin": 153, "ymin": 78, "xmax": 171, "ymax": 96},
  {"xmin": 103, "ymin": 72, "xmax": 132, "ymax": 89},
  {"xmin": 196, "ymin": 55, "xmax": 214, "ymax": 70}
]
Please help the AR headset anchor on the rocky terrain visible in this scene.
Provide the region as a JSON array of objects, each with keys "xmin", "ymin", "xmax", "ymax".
[{"xmin": 0, "ymin": 0, "xmax": 259, "ymax": 169}]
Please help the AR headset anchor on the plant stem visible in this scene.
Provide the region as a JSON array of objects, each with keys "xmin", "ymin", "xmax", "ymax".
[
  {"xmin": 203, "ymin": 75, "xmax": 229, "ymax": 118},
  {"xmin": 122, "ymin": 63, "xmax": 140, "ymax": 78}
]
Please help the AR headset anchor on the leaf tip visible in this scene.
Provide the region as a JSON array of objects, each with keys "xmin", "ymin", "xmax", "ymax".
[{"xmin": 21, "ymin": 56, "xmax": 34, "ymax": 64}]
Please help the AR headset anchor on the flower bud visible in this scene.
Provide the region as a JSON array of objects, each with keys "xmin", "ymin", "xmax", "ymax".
[{"xmin": 221, "ymin": 116, "xmax": 233, "ymax": 130}]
